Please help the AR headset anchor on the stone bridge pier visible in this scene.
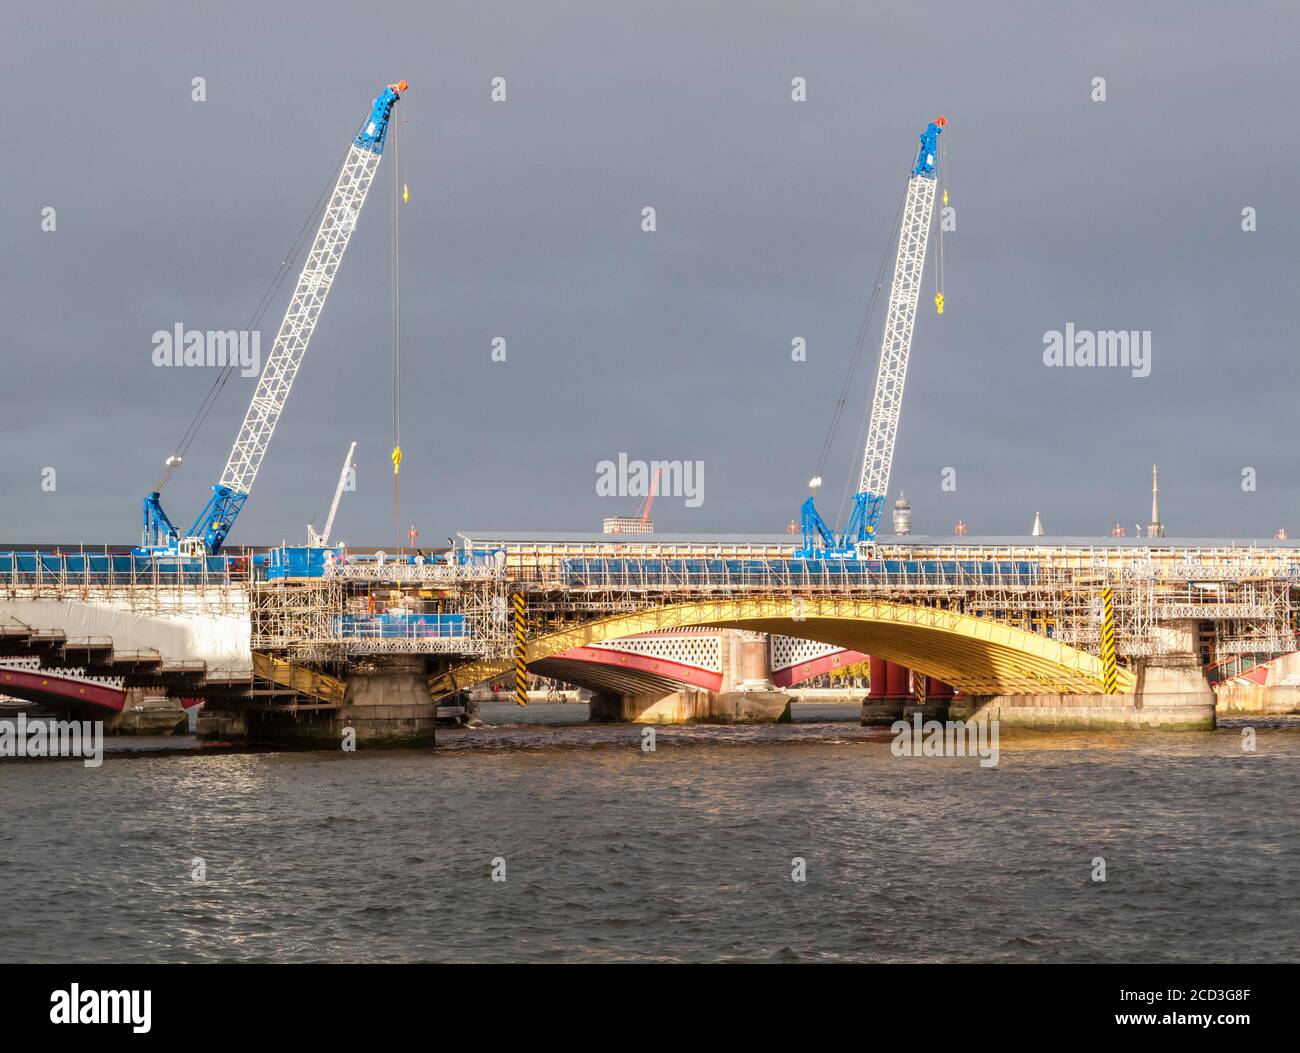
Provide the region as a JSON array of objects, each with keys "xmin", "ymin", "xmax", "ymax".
[
  {"xmin": 860, "ymin": 656, "xmax": 957, "ymax": 725},
  {"xmin": 950, "ymin": 620, "xmax": 1215, "ymax": 730},
  {"xmin": 587, "ymin": 629, "xmax": 793, "ymax": 724},
  {"xmin": 245, "ymin": 656, "xmax": 439, "ymax": 747}
]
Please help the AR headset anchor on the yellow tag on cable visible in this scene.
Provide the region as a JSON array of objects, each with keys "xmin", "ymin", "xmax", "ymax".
[{"xmin": 391, "ymin": 446, "xmax": 402, "ymax": 474}]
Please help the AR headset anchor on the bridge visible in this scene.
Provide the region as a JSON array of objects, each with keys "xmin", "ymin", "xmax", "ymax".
[
  {"xmin": 8, "ymin": 95, "xmax": 1276, "ymax": 744},
  {"xmin": 5, "ymin": 533, "xmax": 1299, "ymax": 742},
  {"xmin": 258, "ymin": 530, "xmax": 1299, "ymax": 737}
]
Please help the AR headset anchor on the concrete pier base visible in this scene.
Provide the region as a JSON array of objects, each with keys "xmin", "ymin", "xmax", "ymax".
[
  {"xmin": 950, "ymin": 659, "xmax": 1216, "ymax": 730},
  {"xmin": 947, "ymin": 622, "xmax": 1218, "ymax": 731},
  {"xmin": 107, "ymin": 688, "xmax": 188, "ymax": 735},
  {"xmin": 239, "ymin": 700, "xmax": 438, "ymax": 748},
  {"xmin": 338, "ymin": 658, "xmax": 437, "ymax": 746},
  {"xmin": 197, "ymin": 709, "xmax": 247, "ymax": 741},
  {"xmin": 589, "ymin": 687, "xmax": 792, "ymax": 724},
  {"xmin": 859, "ymin": 698, "xmax": 905, "ymax": 725},
  {"xmin": 902, "ymin": 699, "xmax": 952, "ymax": 723},
  {"xmin": 949, "ymin": 692, "xmax": 1215, "ymax": 730},
  {"xmin": 231, "ymin": 659, "xmax": 438, "ymax": 748},
  {"xmin": 336, "ymin": 701, "xmax": 439, "ymax": 747},
  {"xmin": 1215, "ymin": 686, "xmax": 1300, "ymax": 717}
]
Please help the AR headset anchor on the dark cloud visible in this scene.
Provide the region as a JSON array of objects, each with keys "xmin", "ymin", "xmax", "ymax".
[{"xmin": 3, "ymin": 0, "xmax": 1297, "ymax": 545}]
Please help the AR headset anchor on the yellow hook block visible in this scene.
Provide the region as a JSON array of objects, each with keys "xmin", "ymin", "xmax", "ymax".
[
  {"xmin": 934, "ymin": 292, "xmax": 945, "ymax": 315},
  {"xmin": 391, "ymin": 445, "xmax": 403, "ymax": 474},
  {"xmin": 403, "ymin": 183, "xmax": 410, "ymax": 204}
]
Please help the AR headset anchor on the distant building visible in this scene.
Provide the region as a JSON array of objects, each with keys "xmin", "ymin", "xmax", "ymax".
[
  {"xmin": 892, "ymin": 493, "xmax": 912, "ymax": 535},
  {"xmin": 1148, "ymin": 464, "xmax": 1165, "ymax": 538},
  {"xmin": 1276, "ymin": 528, "xmax": 1288, "ymax": 541},
  {"xmin": 1110, "ymin": 523, "xmax": 1127, "ymax": 538},
  {"xmin": 1031, "ymin": 512, "xmax": 1044, "ymax": 537},
  {"xmin": 953, "ymin": 520, "xmax": 968, "ymax": 536},
  {"xmin": 602, "ymin": 516, "xmax": 653, "ymax": 535}
]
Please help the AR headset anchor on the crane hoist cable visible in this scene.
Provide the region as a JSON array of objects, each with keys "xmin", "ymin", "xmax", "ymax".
[
  {"xmin": 391, "ymin": 110, "xmax": 403, "ymax": 551},
  {"xmin": 934, "ymin": 139, "xmax": 946, "ymax": 315},
  {"xmin": 401, "ymin": 105, "xmax": 410, "ymax": 204}
]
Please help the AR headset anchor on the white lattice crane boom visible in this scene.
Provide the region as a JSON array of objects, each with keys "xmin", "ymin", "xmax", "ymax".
[
  {"xmin": 859, "ymin": 169, "xmax": 938, "ymax": 500},
  {"xmin": 308, "ymin": 440, "xmax": 357, "ymax": 548}
]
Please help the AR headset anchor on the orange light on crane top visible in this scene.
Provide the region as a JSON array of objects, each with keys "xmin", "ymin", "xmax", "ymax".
[
  {"xmin": 934, "ymin": 115, "xmax": 947, "ymax": 127},
  {"xmin": 391, "ymin": 81, "xmax": 409, "ymax": 93}
]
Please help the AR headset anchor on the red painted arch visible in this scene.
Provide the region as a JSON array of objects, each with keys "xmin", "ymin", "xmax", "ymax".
[
  {"xmin": 772, "ymin": 650, "xmax": 868, "ymax": 688},
  {"xmin": 549, "ymin": 646, "xmax": 723, "ymax": 691},
  {"xmin": 0, "ymin": 668, "xmax": 126, "ymax": 713}
]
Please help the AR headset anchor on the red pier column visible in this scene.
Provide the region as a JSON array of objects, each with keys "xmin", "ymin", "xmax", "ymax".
[
  {"xmin": 869, "ymin": 655, "xmax": 889, "ymax": 698},
  {"xmin": 861, "ymin": 656, "xmax": 908, "ymax": 726},
  {"xmin": 885, "ymin": 661, "xmax": 909, "ymax": 701}
]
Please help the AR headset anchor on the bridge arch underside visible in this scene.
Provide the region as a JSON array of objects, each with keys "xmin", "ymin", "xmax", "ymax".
[
  {"xmin": 0, "ymin": 669, "xmax": 125, "ymax": 715},
  {"xmin": 529, "ymin": 654, "xmax": 706, "ymax": 699},
  {"xmin": 439, "ymin": 598, "xmax": 1135, "ymax": 698}
]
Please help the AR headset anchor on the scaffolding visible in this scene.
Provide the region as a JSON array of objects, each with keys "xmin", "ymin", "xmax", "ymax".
[
  {"xmin": 498, "ymin": 548, "xmax": 1300, "ymax": 671},
  {"xmin": 7, "ymin": 544, "xmax": 1299, "ymax": 679},
  {"xmin": 249, "ymin": 561, "xmax": 511, "ymax": 661}
]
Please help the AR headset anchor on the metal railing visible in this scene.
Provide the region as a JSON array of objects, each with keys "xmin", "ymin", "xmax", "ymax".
[
  {"xmin": 324, "ymin": 561, "xmax": 504, "ymax": 584},
  {"xmin": 533, "ymin": 556, "xmax": 1049, "ymax": 592},
  {"xmin": 0, "ymin": 551, "xmax": 247, "ymax": 591}
]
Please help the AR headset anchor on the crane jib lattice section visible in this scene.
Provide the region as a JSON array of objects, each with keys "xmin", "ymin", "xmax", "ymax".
[
  {"xmin": 220, "ymin": 144, "xmax": 383, "ymax": 496},
  {"xmin": 860, "ymin": 174, "xmax": 937, "ymax": 500}
]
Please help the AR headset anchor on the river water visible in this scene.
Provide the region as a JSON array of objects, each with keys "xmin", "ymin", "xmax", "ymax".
[{"xmin": 2, "ymin": 706, "xmax": 1297, "ymax": 963}]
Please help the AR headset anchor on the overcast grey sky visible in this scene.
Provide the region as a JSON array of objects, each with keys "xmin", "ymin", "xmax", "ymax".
[{"xmin": 3, "ymin": 0, "xmax": 1298, "ymax": 545}]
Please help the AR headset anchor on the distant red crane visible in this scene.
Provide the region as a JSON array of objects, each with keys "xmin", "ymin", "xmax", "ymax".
[{"xmin": 638, "ymin": 468, "xmax": 662, "ymax": 527}]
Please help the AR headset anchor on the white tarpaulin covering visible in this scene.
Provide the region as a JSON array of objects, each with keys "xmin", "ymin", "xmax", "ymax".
[{"xmin": 0, "ymin": 591, "xmax": 252, "ymax": 679}]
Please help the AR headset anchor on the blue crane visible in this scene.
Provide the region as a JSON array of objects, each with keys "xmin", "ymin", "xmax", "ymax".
[
  {"xmin": 139, "ymin": 82, "xmax": 407, "ymax": 556},
  {"xmin": 797, "ymin": 117, "xmax": 945, "ymax": 559}
]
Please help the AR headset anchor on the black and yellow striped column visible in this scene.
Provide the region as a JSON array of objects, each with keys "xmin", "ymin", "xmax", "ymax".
[
  {"xmin": 1100, "ymin": 585, "xmax": 1118, "ymax": 694},
  {"xmin": 913, "ymin": 672, "xmax": 926, "ymax": 706},
  {"xmin": 512, "ymin": 591, "xmax": 528, "ymax": 706}
]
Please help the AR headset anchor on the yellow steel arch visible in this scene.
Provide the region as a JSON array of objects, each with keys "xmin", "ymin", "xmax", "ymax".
[{"xmin": 430, "ymin": 597, "xmax": 1134, "ymax": 699}]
